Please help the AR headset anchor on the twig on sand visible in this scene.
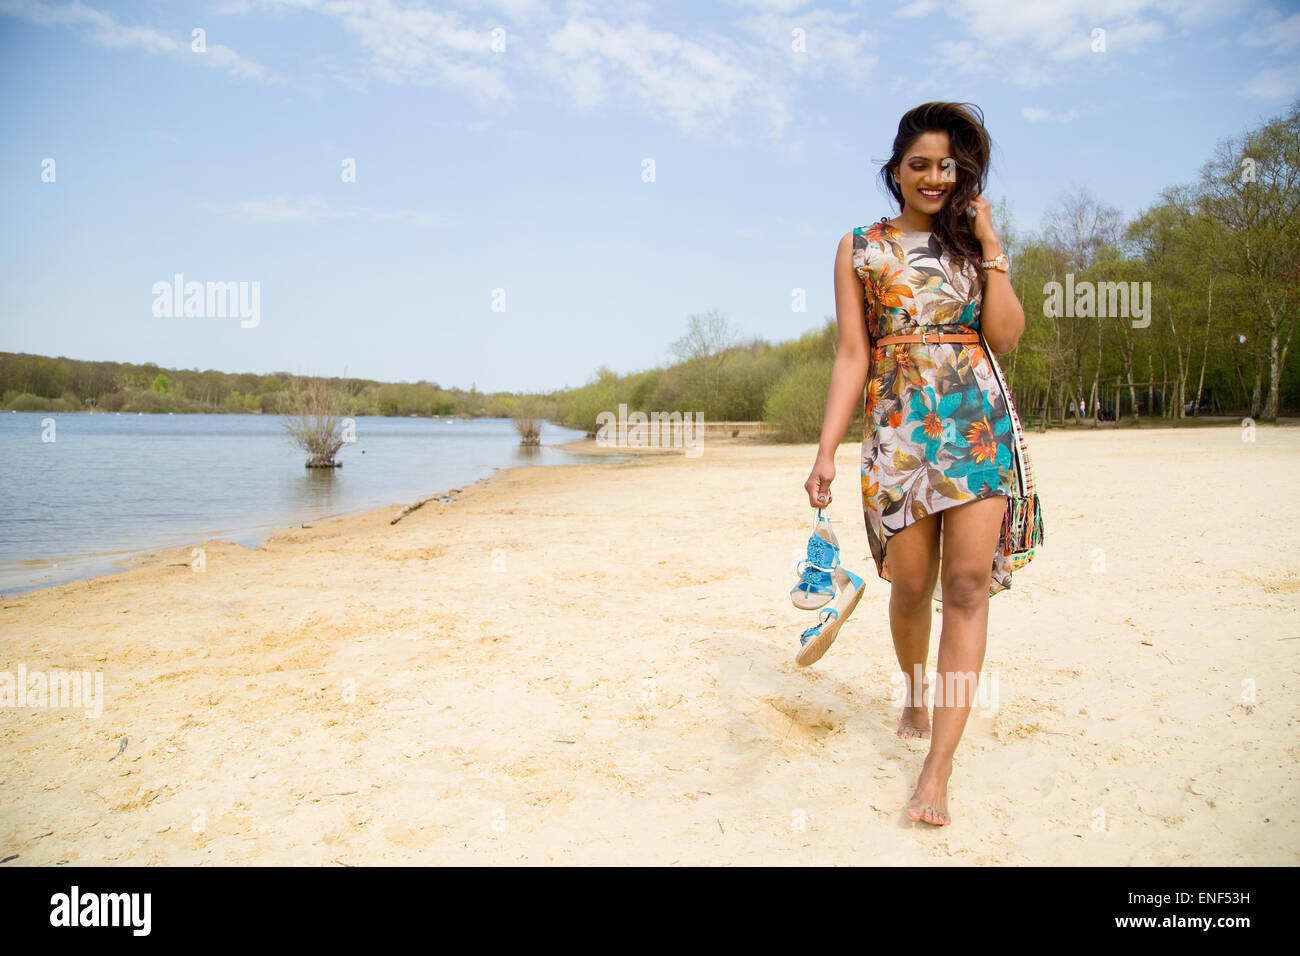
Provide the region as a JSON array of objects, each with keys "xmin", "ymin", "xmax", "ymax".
[
  {"xmin": 391, "ymin": 489, "xmax": 461, "ymax": 524},
  {"xmin": 387, "ymin": 494, "xmax": 454, "ymax": 522},
  {"xmin": 108, "ymin": 737, "xmax": 128, "ymax": 762},
  {"xmin": 391, "ymin": 497, "xmax": 434, "ymax": 524}
]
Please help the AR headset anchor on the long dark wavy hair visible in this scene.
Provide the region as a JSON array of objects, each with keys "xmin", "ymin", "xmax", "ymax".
[{"xmin": 880, "ymin": 102, "xmax": 991, "ymax": 280}]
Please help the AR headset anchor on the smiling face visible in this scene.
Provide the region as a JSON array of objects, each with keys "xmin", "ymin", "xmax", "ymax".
[{"xmin": 893, "ymin": 130, "xmax": 954, "ymax": 216}]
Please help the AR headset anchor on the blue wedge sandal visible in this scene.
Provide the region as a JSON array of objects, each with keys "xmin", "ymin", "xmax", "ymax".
[
  {"xmin": 790, "ymin": 508, "xmax": 842, "ymax": 610},
  {"xmin": 796, "ymin": 565, "xmax": 866, "ymax": 667}
]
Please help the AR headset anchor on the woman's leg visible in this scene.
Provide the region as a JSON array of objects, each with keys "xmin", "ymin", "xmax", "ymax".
[
  {"xmin": 883, "ymin": 513, "xmax": 940, "ymax": 738},
  {"xmin": 905, "ymin": 494, "xmax": 1007, "ymax": 825}
]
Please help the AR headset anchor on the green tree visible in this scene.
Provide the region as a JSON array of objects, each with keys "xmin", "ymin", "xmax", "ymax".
[{"xmin": 1193, "ymin": 100, "xmax": 1300, "ymax": 420}]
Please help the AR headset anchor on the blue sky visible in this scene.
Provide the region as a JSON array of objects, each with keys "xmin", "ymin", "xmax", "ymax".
[{"xmin": 1, "ymin": 0, "xmax": 1297, "ymax": 394}]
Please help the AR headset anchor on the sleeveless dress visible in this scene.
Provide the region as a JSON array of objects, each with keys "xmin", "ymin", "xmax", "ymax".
[{"xmin": 854, "ymin": 217, "xmax": 1021, "ymax": 604}]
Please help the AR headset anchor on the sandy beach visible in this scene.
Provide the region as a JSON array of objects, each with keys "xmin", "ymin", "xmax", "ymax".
[{"xmin": 1, "ymin": 424, "xmax": 1297, "ymax": 866}]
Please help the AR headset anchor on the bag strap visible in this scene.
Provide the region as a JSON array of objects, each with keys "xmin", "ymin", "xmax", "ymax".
[{"xmin": 976, "ymin": 328, "xmax": 1031, "ymax": 498}]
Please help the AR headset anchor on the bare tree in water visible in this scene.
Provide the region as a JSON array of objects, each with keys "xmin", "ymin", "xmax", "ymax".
[
  {"xmin": 282, "ymin": 376, "xmax": 348, "ymax": 468},
  {"xmin": 511, "ymin": 395, "xmax": 543, "ymax": 446}
]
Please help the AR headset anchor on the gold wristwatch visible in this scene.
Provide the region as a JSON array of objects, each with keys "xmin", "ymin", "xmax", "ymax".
[{"xmin": 981, "ymin": 253, "xmax": 1010, "ymax": 272}]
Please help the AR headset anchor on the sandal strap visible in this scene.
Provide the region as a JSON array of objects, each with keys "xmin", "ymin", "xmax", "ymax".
[
  {"xmin": 796, "ymin": 557, "xmax": 837, "ymax": 574},
  {"xmin": 799, "ymin": 607, "xmax": 838, "ymax": 644}
]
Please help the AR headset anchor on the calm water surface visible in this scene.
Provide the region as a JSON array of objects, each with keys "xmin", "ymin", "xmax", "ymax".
[{"xmin": 0, "ymin": 412, "xmax": 625, "ymax": 593}]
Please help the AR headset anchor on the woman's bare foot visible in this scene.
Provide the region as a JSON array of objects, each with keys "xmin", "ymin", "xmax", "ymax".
[
  {"xmin": 897, "ymin": 706, "xmax": 931, "ymax": 738},
  {"xmin": 896, "ymin": 676, "xmax": 931, "ymax": 738},
  {"xmin": 904, "ymin": 755, "xmax": 952, "ymax": 826}
]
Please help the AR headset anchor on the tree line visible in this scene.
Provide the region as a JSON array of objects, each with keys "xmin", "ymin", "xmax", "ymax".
[{"xmin": 0, "ymin": 354, "xmax": 486, "ymax": 418}]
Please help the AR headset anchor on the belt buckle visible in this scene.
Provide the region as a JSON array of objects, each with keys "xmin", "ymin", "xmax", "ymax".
[{"xmin": 920, "ymin": 330, "xmax": 934, "ymax": 345}]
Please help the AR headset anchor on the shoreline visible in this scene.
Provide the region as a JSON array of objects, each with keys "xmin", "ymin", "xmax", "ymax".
[
  {"xmin": 0, "ymin": 480, "xmax": 498, "ymax": 600},
  {"xmin": 7, "ymin": 436, "xmax": 677, "ymax": 598},
  {"xmin": 7, "ymin": 419, "xmax": 1295, "ymax": 599},
  {"xmin": 0, "ymin": 435, "xmax": 617, "ymax": 599}
]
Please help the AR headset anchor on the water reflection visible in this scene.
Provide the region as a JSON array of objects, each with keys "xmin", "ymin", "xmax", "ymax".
[{"xmin": 299, "ymin": 465, "xmax": 346, "ymax": 511}]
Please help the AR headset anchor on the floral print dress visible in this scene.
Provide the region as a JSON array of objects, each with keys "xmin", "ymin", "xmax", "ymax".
[{"xmin": 854, "ymin": 217, "xmax": 1019, "ymax": 603}]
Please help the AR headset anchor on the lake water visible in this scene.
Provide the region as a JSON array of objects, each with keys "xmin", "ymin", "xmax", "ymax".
[{"xmin": 0, "ymin": 412, "xmax": 624, "ymax": 594}]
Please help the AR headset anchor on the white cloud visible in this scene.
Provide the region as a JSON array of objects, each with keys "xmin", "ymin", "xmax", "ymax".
[
  {"xmin": 1241, "ymin": 12, "xmax": 1300, "ymax": 55},
  {"xmin": 538, "ymin": 8, "xmax": 876, "ymax": 138},
  {"xmin": 720, "ymin": 0, "xmax": 814, "ymax": 12},
  {"xmin": 732, "ymin": 9, "xmax": 877, "ymax": 83},
  {"xmin": 0, "ymin": 0, "xmax": 285, "ymax": 83},
  {"xmin": 1021, "ymin": 106, "xmax": 1082, "ymax": 123},
  {"xmin": 544, "ymin": 16, "xmax": 756, "ymax": 133},
  {"xmin": 7, "ymin": 0, "xmax": 1291, "ymax": 139},
  {"xmin": 1242, "ymin": 63, "xmax": 1300, "ymax": 99},
  {"xmin": 926, "ymin": 0, "xmax": 1167, "ymax": 69},
  {"xmin": 1168, "ymin": 0, "xmax": 1253, "ymax": 28},
  {"xmin": 234, "ymin": 195, "xmax": 328, "ymax": 223},
  {"xmin": 234, "ymin": 0, "xmax": 515, "ymax": 101},
  {"xmin": 893, "ymin": 0, "xmax": 943, "ymax": 17},
  {"xmin": 473, "ymin": 0, "xmax": 552, "ymax": 21}
]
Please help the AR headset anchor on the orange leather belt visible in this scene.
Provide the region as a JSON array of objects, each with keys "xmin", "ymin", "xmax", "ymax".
[{"xmin": 875, "ymin": 331, "xmax": 980, "ymax": 346}]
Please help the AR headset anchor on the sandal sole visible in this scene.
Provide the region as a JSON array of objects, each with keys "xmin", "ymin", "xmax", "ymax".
[
  {"xmin": 791, "ymin": 592, "xmax": 835, "ymax": 610},
  {"xmin": 795, "ymin": 576, "xmax": 865, "ymax": 667}
]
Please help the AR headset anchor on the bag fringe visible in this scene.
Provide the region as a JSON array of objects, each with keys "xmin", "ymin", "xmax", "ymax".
[{"xmin": 1001, "ymin": 490, "xmax": 1045, "ymax": 558}]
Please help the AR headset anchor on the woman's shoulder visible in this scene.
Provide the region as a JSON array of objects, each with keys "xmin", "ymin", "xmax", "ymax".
[
  {"xmin": 854, "ymin": 217, "xmax": 901, "ymax": 244},
  {"xmin": 853, "ymin": 217, "xmax": 904, "ymax": 277}
]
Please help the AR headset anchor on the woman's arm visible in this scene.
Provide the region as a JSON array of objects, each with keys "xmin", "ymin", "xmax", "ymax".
[
  {"xmin": 806, "ymin": 232, "xmax": 871, "ymax": 506},
  {"xmin": 968, "ymin": 197, "xmax": 1025, "ymax": 354}
]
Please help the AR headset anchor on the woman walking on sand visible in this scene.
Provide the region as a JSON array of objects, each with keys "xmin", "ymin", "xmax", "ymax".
[{"xmin": 802, "ymin": 101, "xmax": 1044, "ymax": 826}]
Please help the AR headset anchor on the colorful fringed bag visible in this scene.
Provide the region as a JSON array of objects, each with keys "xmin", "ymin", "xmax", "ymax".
[{"xmin": 977, "ymin": 329, "xmax": 1044, "ymax": 571}]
